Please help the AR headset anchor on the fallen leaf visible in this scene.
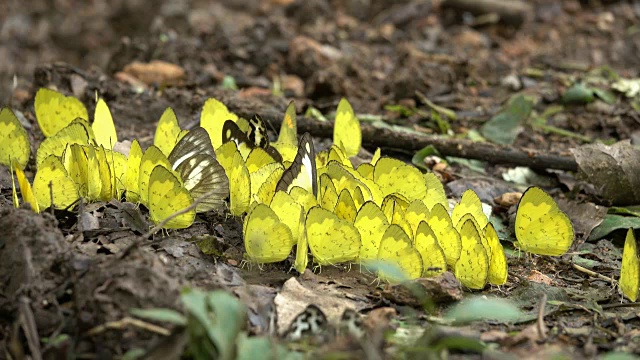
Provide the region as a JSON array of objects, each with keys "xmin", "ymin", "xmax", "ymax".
[{"xmin": 571, "ymin": 141, "xmax": 640, "ymax": 206}]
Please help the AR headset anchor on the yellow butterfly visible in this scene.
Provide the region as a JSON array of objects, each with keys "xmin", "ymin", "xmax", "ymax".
[
  {"xmin": 0, "ymin": 107, "xmax": 30, "ymax": 169},
  {"xmin": 514, "ymin": 186, "xmax": 574, "ymax": 256},
  {"xmin": 36, "ymin": 119, "xmax": 93, "ymax": 166},
  {"xmin": 245, "ymin": 148, "xmax": 277, "ymax": 173},
  {"xmin": 484, "ymin": 223, "xmax": 508, "ymax": 286},
  {"xmin": 334, "ymin": 189, "xmax": 358, "ymax": 223},
  {"xmin": 377, "ymin": 224, "xmax": 423, "ymax": 282},
  {"xmin": 125, "ymin": 139, "xmax": 143, "ymax": 203},
  {"xmin": 355, "ymin": 201, "xmax": 389, "ymax": 261},
  {"xmin": 254, "ymin": 166, "xmax": 284, "ymax": 205},
  {"xmin": 13, "ymin": 161, "xmax": 39, "ymax": 212},
  {"xmin": 404, "ymin": 199, "xmax": 431, "ymax": 238},
  {"xmin": 272, "ymin": 101, "xmax": 299, "ymax": 162},
  {"xmin": 451, "ymin": 189, "xmax": 488, "ymax": 229},
  {"xmin": 333, "ymin": 98, "xmax": 361, "ymax": 157},
  {"xmin": 427, "ymin": 203, "xmax": 462, "ymax": 268},
  {"xmin": 103, "ymin": 148, "xmax": 129, "ymax": 200},
  {"xmin": 243, "ymin": 203, "xmax": 294, "ymax": 263},
  {"xmin": 200, "ymin": 97, "xmax": 239, "ymax": 149},
  {"xmin": 294, "ymin": 208, "xmax": 309, "ymax": 274},
  {"xmin": 147, "ymin": 165, "xmax": 195, "ymax": 229},
  {"xmin": 454, "ymin": 219, "xmax": 489, "ymax": 290},
  {"xmin": 33, "ymin": 155, "xmax": 78, "ymax": 210},
  {"xmin": 455, "ymin": 213, "xmax": 491, "ymax": 263},
  {"xmin": 306, "ymin": 206, "xmax": 361, "ymax": 265},
  {"xmin": 374, "ymin": 157, "xmax": 427, "ymax": 202},
  {"xmin": 92, "ymin": 98, "xmax": 118, "ymax": 149},
  {"xmin": 276, "ymin": 133, "xmax": 317, "ymax": 197},
  {"xmin": 270, "ymin": 191, "xmax": 303, "ymax": 249},
  {"xmin": 319, "ymin": 174, "xmax": 339, "ymax": 210},
  {"xmin": 138, "ymin": 145, "xmax": 171, "ymax": 207},
  {"xmin": 168, "ymin": 127, "xmax": 229, "ymax": 213},
  {"xmin": 250, "ymin": 162, "xmax": 284, "ymax": 203},
  {"xmin": 217, "ymin": 145, "xmax": 250, "ymax": 216},
  {"xmin": 289, "ymin": 186, "xmax": 318, "ymax": 214},
  {"xmin": 620, "ymin": 229, "xmax": 639, "ymax": 302},
  {"xmin": 35, "ymin": 88, "xmax": 88, "ymax": 137},
  {"xmin": 424, "ymin": 172, "xmax": 448, "ymax": 210},
  {"xmin": 14, "ymin": 155, "xmax": 78, "ymax": 212},
  {"xmin": 63, "ymin": 144, "xmax": 102, "ymax": 201},
  {"xmin": 154, "ymin": 107, "xmax": 188, "ymax": 156},
  {"xmin": 415, "ymin": 221, "xmax": 447, "ymax": 277}
]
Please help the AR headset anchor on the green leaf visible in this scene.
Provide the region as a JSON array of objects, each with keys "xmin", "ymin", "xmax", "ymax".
[
  {"xmin": 130, "ymin": 308, "xmax": 187, "ymax": 326},
  {"xmin": 592, "ymin": 88, "xmax": 617, "ymax": 104},
  {"xmin": 600, "ymin": 352, "xmax": 640, "ymax": 360},
  {"xmin": 415, "ymin": 91, "xmax": 457, "ymax": 120},
  {"xmin": 562, "ymin": 83, "xmax": 595, "ymax": 104},
  {"xmin": 385, "ymin": 104, "xmax": 416, "ymax": 117},
  {"xmin": 363, "ymin": 260, "xmax": 410, "ymax": 283},
  {"xmin": 122, "ymin": 348, "xmax": 146, "ymax": 360},
  {"xmin": 411, "ymin": 145, "xmax": 441, "ymax": 171},
  {"xmin": 480, "ymin": 95, "xmax": 533, "ymax": 145},
  {"xmin": 588, "ymin": 214, "xmax": 640, "ymax": 241},
  {"xmin": 444, "ymin": 297, "xmax": 522, "ymax": 324},
  {"xmin": 305, "ymin": 106, "xmax": 327, "ymax": 122},
  {"xmin": 222, "ymin": 76, "xmax": 238, "ymax": 90},
  {"xmin": 236, "ymin": 333, "xmax": 303, "ymax": 360},
  {"xmin": 430, "ymin": 334, "xmax": 487, "ymax": 353},
  {"xmin": 206, "ymin": 291, "xmax": 246, "ymax": 360}
]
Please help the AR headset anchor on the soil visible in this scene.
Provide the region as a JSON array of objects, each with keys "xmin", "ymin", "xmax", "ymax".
[{"xmin": 1, "ymin": 0, "xmax": 639, "ymax": 358}]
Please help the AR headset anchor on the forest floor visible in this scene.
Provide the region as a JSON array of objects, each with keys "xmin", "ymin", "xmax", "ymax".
[{"xmin": 1, "ymin": 0, "xmax": 639, "ymax": 358}]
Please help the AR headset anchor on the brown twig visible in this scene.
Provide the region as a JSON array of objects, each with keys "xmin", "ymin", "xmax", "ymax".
[
  {"xmin": 86, "ymin": 316, "xmax": 171, "ymax": 336},
  {"xmin": 572, "ymin": 263, "xmax": 615, "ymax": 284},
  {"xmin": 536, "ymin": 293, "xmax": 548, "ymax": 340},
  {"xmin": 231, "ymin": 106, "xmax": 579, "ymax": 172}
]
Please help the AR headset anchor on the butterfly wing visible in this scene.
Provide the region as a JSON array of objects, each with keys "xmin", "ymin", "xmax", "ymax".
[{"xmin": 276, "ymin": 133, "xmax": 317, "ymax": 197}]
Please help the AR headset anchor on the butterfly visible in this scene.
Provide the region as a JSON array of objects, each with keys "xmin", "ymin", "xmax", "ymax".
[
  {"xmin": 272, "ymin": 101, "xmax": 299, "ymax": 162},
  {"xmin": 200, "ymin": 97, "xmax": 240, "ymax": 149},
  {"xmin": 275, "ymin": 133, "xmax": 317, "ymax": 197},
  {"xmin": 427, "ymin": 203, "xmax": 462, "ymax": 268},
  {"xmin": 36, "ymin": 119, "xmax": 93, "ymax": 166},
  {"xmin": 168, "ymin": 127, "xmax": 229, "ymax": 213},
  {"xmin": 92, "ymin": 98, "xmax": 118, "ymax": 149},
  {"xmin": 243, "ymin": 203, "xmax": 294, "ymax": 263},
  {"xmin": 454, "ymin": 219, "xmax": 489, "ymax": 290},
  {"xmin": 154, "ymin": 107, "xmax": 188, "ymax": 156},
  {"xmin": 306, "ymin": 206, "xmax": 361, "ymax": 265},
  {"xmin": 376, "ymin": 224, "xmax": 423, "ymax": 282},
  {"xmin": 414, "ymin": 221, "xmax": 447, "ymax": 277},
  {"xmin": 12, "ymin": 155, "xmax": 78, "ymax": 212},
  {"xmin": 514, "ymin": 186, "xmax": 574, "ymax": 256},
  {"xmin": 284, "ymin": 305, "xmax": 330, "ymax": 341},
  {"xmin": 124, "ymin": 139, "xmax": 143, "ymax": 203},
  {"xmin": 138, "ymin": 145, "xmax": 171, "ymax": 207},
  {"xmin": 147, "ymin": 165, "xmax": 195, "ymax": 229},
  {"xmin": 0, "ymin": 107, "xmax": 30, "ymax": 169},
  {"xmin": 354, "ymin": 201, "xmax": 389, "ymax": 261},
  {"xmin": 333, "ymin": 98, "xmax": 361, "ymax": 157},
  {"xmin": 484, "ymin": 223, "xmax": 508, "ymax": 286},
  {"xmin": 35, "ymin": 88, "xmax": 88, "ymax": 137},
  {"xmin": 620, "ymin": 228, "xmax": 639, "ymax": 302},
  {"xmin": 221, "ymin": 115, "xmax": 283, "ymax": 162},
  {"xmin": 374, "ymin": 157, "xmax": 428, "ymax": 203}
]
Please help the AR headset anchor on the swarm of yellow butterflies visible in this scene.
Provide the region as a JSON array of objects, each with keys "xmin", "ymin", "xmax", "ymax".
[{"xmin": 2, "ymin": 88, "xmax": 578, "ymax": 290}]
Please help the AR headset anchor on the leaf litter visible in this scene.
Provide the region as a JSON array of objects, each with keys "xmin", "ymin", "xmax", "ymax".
[{"xmin": 2, "ymin": 0, "xmax": 640, "ymax": 358}]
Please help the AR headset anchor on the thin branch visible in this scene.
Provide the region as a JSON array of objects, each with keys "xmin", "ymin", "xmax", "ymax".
[{"xmin": 229, "ymin": 105, "xmax": 578, "ymax": 172}]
